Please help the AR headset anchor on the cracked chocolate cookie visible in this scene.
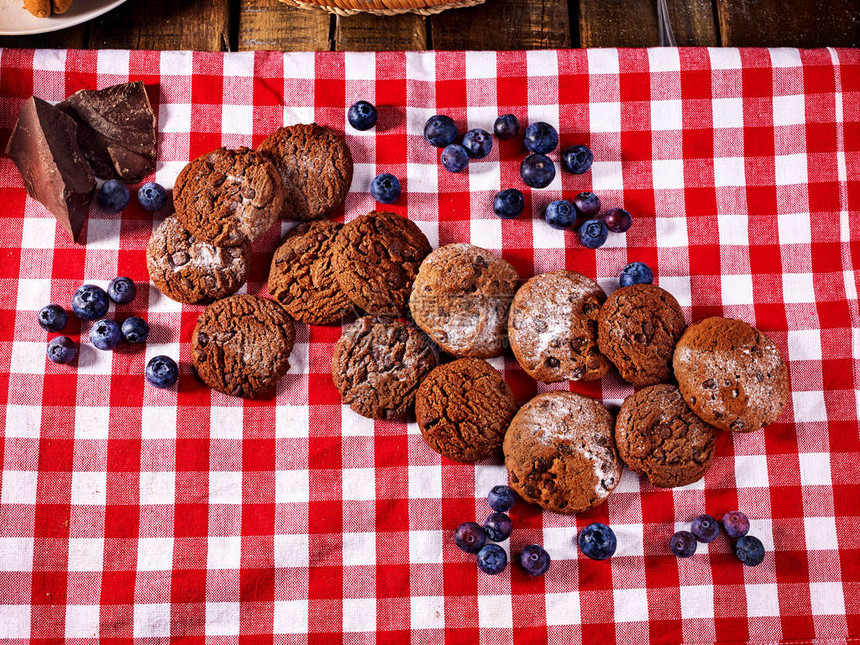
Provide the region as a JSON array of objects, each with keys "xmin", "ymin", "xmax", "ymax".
[
  {"xmin": 258, "ymin": 123, "xmax": 353, "ymax": 221},
  {"xmin": 615, "ymin": 384, "xmax": 716, "ymax": 488},
  {"xmin": 174, "ymin": 147, "xmax": 284, "ymax": 247},
  {"xmin": 508, "ymin": 270, "xmax": 609, "ymax": 382},
  {"xmin": 331, "ymin": 211, "xmax": 431, "ymax": 316},
  {"xmin": 410, "ymin": 244, "xmax": 520, "ymax": 359},
  {"xmin": 597, "ymin": 284, "xmax": 686, "ymax": 386},
  {"xmin": 191, "ymin": 295, "xmax": 296, "ymax": 399},
  {"xmin": 332, "ymin": 316, "xmax": 437, "ymax": 420},
  {"xmin": 415, "ymin": 358, "xmax": 518, "ymax": 463},
  {"xmin": 267, "ymin": 220, "xmax": 353, "ymax": 325},
  {"xmin": 147, "ymin": 215, "xmax": 250, "ymax": 305},
  {"xmin": 503, "ymin": 391, "xmax": 621, "ymax": 515},
  {"xmin": 673, "ymin": 317, "xmax": 789, "ymax": 433}
]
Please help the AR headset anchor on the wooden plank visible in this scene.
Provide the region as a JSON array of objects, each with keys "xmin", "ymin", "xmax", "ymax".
[
  {"xmin": 579, "ymin": 0, "xmax": 717, "ymax": 47},
  {"xmin": 0, "ymin": 23, "xmax": 88, "ymax": 50},
  {"xmin": 431, "ymin": 0, "xmax": 571, "ymax": 50},
  {"xmin": 238, "ymin": 0, "xmax": 331, "ymax": 51},
  {"xmin": 717, "ymin": 0, "xmax": 859, "ymax": 47},
  {"xmin": 664, "ymin": 0, "xmax": 719, "ymax": 46},
  {"xmin": 334, "ymin": 13, "xmax": 427, "ymax": 51}
]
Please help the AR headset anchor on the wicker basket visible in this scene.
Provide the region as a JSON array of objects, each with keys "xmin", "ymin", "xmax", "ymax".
[{"xmin": 279, "ymin": 0, "xmax": 485, "ymax": 16}]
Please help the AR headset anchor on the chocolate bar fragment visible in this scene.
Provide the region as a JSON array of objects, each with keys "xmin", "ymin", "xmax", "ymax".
[{"xmin": 5, "ymin": 97, "xmax": 96, "ymax": 244}]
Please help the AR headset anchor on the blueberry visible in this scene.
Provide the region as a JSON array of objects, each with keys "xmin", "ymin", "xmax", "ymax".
[
  {"xmin": 578, "ymin": 219, "xmax": 609, "ymax": 249},
  {"xmin": 573, "ymin": 192, "xmax": 601, "ymax": 218},
  {"xmin": 691, "ymin": 514, "xmax": 720, "ymax": 543},
  {"xmin": 107, "ymin": 277, "xmax": 137, "ymax": 304},
  {"xmin": 488, "ymin": 485, "xmax": 515, "ymax": 513},
  {"xmin": 493, "ymin": 189, "xmax": 525, "ymax": 219},
  {"xmin": 441, "ymin": 144, "xmax": 469, "ymax": 173},
  {"xmin": 454, "ymin": 521, "xmax": 486, "ymax": 554},
  {"xmin": 578, "ymin": 523, "xmax": 617, "ymax": 561},
  {"xmin": 47, "ymin": 336, "xmax": 77, "ymax": 364},
  {"xmin": 462, "ymin": 128, "xmax": 493, "ymax": 159},
  {"xmin": 520, "ymin": 154, "xmax": 556, "ymax": 189},
  {"xmin": 38, "ymin": 304, "xmax": 67, "ymax": 332},
  {"xmin": 484, "ymin": 512, "xmax": 513, "ymax": 542},
  {"xmin": 71, "ymin": 284, "xmax": 110, "ymax": 320},
  {"xmin": 670, "ymin": 530, "xmax": 698, "ymax": 558},
  {"xmin": 544, "ymin": 199, "xmax": 576, "ymax": 230},
  {"xmin": 137, "ymin": 182, "xmax": 168, "ymax": 212},
  {"xmin": 476, "ymin": 543, "xmax": 507, "ymax": 575},
  {"xmin": 722, "ymin": 511, "xmax": 750, "ymax": 539},
  {"xmin": 523, "ymin": 122, "xmax": 558, "ymax": 154},
  {"xmin": 348, "ymin": 100, "xmax": 378, "ymax": 131},
  {"xmin": 519, "ymin": 544, "xmax": 551, "ymax": 576},
  {"xmin": 90, "ymin": 319, "xmax": 122, "ymax": 351},
  {"xmin": 97, "ymin": 179, "xmax": 130, "ymax": 213},
  {"xmin": 370, "ymin": 173, "xmax": 401, "ymax": 204},
  {"xmin": 494, "ymin": 114, "xmax": 520, "ymax": 140},
  {"xmin": 121, "ymin": 316, "xmax": 150, "ymax": 344},
  {"xmin": 146, "ymin": 355, "xmax": 179, "ymax": 389},
  {"xmin": 600, "ymin": 207, "xmax": 633, "ymax": 233},
  {"xmin": 562, "ymin": 144, "xmax": 594, "ymax": 174},
  {"xmin": 424, "ymin": 115, "xmax": 458, "ymax": 148},
  {"xmin": 619, "ymin": 262, "xmax": 654, "ymax": 287},
  {"xmin": 735, "ymin": 535, "xmax": 765, "ymax": 566}
]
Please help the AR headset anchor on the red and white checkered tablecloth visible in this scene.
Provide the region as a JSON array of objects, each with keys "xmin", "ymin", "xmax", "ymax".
[{"xmin": 0, "ymin": 46, "xmax": 858, "ymax": 644}]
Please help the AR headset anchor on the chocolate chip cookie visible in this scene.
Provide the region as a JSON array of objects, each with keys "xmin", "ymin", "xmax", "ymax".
[
  {"xmin": 615, "ymin": 384, "xmax": 717, "ymax": 488},
  {"xmin": 191, "ymin": 295, "xmax": 296, "ymax": 399},
  {"xmin": 258, "ymin": 123, "xmax": 353, "ymax": 221},
  {"xmin": 508, "ymin": 271, "xmax": 609, "ymax": 382},
  {"xmin": 147, "ymin": 215, "xmax": 250, "ymax": 305},
  {"xmin": 331, "ymin": 211, "xmax": 432, "ymax": 316},
  {"xmin": 415, "ymin": 358, "xmax": 518, "ymax": 463},
  {"xmin": 267, "ymin": 220, "xmax": 353, "ymax": 325},
  {"xmin": 673, "ymin": 317, "xmax": 789, "ymax": 433},
  {"xmin": 174, "ymin": 147, "xmax": 284, "ymax": 247},
  {"xmin": 332, "ymin": 316, "xmax": 437, "ymax": 420},
  {"xmin": 503, "ymin": 391, "xmax": 621, "ymax": 515},
  {"xmin": 597, "ymin": 284, "xmax": 686, "ymax": 386},
  {"xmin": 409, "ymin": 244, "xmax": 520, "ymax": 359}
]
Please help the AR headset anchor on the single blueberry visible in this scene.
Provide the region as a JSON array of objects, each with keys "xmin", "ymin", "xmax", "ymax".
[
  {"xmin": 38, "ymin": 304, "xmax": 68, "ymax": 332},
  {"xmin": 578, "ymin": 523, "xmax": 617, "ymax": 561},
  {"xmin": 71, "ymin": 284, "xmax": 110, "ymax": 320},
  {"xmin": 600, "ymin": 207, "xmax": 633, "ymax": 233},
  {"xmin": 722, "ymin": 511, "xmax": 750, "ymax": 539},
  {"xmin": 441, "ymin": 144, "xmax": 469, "ymax": 173},
  {"xmin": 146, "ymin": 355, "xmax": 178, "ymax": 389},
  {"xmin": 90, "ymin": 319, "xmax": 122, "ymax": 351},
  {"xmin": 454, "ymin": 521, "xmax": 486, "ymax": 554},
  {"xmin": 137, "ymin": 182, "xmax": 168, "ymax": 212},
  {"xmin": 424, "ymin": 115, "xmax": 458, "ymax": 148},
  {"xmin": 670, "ymin": 530, "xmax": 698, "ymax": 558},
  {"xmin": 523, "ymin": 122, "xmax": 559, "ymax": 154},
  {"xmin": 544, "ymin": 199, "xmax": 576, "ymax": 230},
  {"xmin": 735, "ymin": 535, "xmax": 765, "ymax": 566},
  {"xmin": 561, "ymin": 144, "xmax": 594, "ymax": 175},
  {"xmin": 520, "ymin": 154, "xmax": 556, "ymax": 189},
  {"xmin": 484, "ymin": 512, "xmax": 513, "ymax": 542},
  {"xmin": 462, "ymin": 128, "xmax": 493, "ymax": 159},
  {"xmin": 121, "ymin": 316, "xmax": 150, "ymax": 344},
  {"xmin": 619, "ymin": 262, "xmax": 654, "ymax": 287},
  {"xmin": 476, "ymin": 543, "xmax": 507, "ymax": 575},
  {"xmin": 691, "ymin": 514, "xmax": 720, "ymax": 543},
  {"xmin": 97, "ymin": 179, "xmax": 131, "ymax": 213},
  {"xmin": 370, "ymin": 173, "xmax": 401, "ymax": 204},
  {"xmin": 348, "ymin": 100, "xmax": 378, "ymax": 131},
  {"xmin": 107, "ymin": 277, "xmax": 137, "ymax": 304},
  {"xmin": 488, "ymin": 485, "xmax": 515, "ymax": 513},
  {"xmin": 47, "ymin": 336, "xmax": 77, "ymax": 364},
  {"xmin": 519, "ymin": 544, "xmax": 551, "ymax": 576},
  {"xmin": 578, "ymin": 219, "xmax": 609, "ymax": 249},
  {"xmin": 573, "ymin": 191, "xmax": 601, "ymax": 218},
  {"xmin": 493, "ymin": 189, "xmax": 525, "ymax": 219},
  {"xmin": 494, "ymin": 114, "xmax": 520, "ymax": 140}
]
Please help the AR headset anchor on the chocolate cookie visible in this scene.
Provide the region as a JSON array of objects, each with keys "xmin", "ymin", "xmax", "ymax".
[
  {"xmin": 332, "ymin": 316, "xmax": 437, "ymax": 420},
  {"xmin": 615, "ymin": 384, "xmax": 717, "ymax": 488},
  {"xmin": 409, "ymin": 244, "xmax": 520, "ymax": 358},
  {"xmin": 267, "ymin": 220, "xmax": 353, "ymax": 325},
  {"xmin": 191, "ymin": 295, "xmax": 295, "ymax": 399},
  {"xmin": 147, "ymin": 215, "xmax": 250, "ymax": 305},
  {"xmin": 597, "ymin": 284, "xmax": 686, "ymax": 386},
  {"xmin": 174, "ymin": 147, "xmax": 284, "ymax": 247},
  {"xmin": 415, "ymin": 358, "xmax": 518, "ymax": 463},
  {"xmin": 508, "ymin": 271, "xmax": 609, "ymax": 382},
  {"xmin": 673, "ymin": 317, "xmax": 789, "ymax": 433},
  {"xmin": 258, "ymin": 123, "xmax": 353, "ymax": 221},
  {"xmin": 503, "ymin": 391, "xmax": 621, "ymax": 515},
  {"xmin": 331, "ymin": 211, "xmax": 431, "ymax": 316}
]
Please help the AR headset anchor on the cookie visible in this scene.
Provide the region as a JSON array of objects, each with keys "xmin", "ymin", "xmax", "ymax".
[
  {"xmin": 332, "ymin": 316, "xmax": 437, "ymax": 420},
  {"xmin": 615, "ymin": 384, "xmax": 717, "ymax": 488},
  {"xmin": 267, "ymin": 220, "xmax": 353, "ymax": 325},
  {"xmin": 331, "ymin": 211, "xmax": 431, "ymax": 316},
  {"xmin": 673, "ymin": 317, "xmax": 789, "ymax": 433},
  {"xmin": 503, "ymin": 391, "xmax": 621, "ymax": 515},
  {"xmin": 258, "ymin": 123, "xmax": 353, "ymax": 221},
  {"xmin": 191, "ymin": 295, "xmax": 296, "ymax": 399},
  {"xmin": 415, "ymin": 358, "xmax": 518, "ymax": 463},
  {"xmin": 508, "ymin": 270, "xmax": 609, "ymax": 382},
  {"xmin": 597, "ymin": 284, "xmax": 686, "ymax": 386},
  {"xmin": 174, "ymin": 147, "xmax": 284, "ymax": 247},
  {"xmin": 24, "ymin": 0, "xmax": 50, "ymax": 17},
  {"xmin": 147, "ymin": 215, "xmax": 250, "ymax": 305},
  {"xmin": 410, "ymin": 244, "xmax": 520, "ymax": 358}
]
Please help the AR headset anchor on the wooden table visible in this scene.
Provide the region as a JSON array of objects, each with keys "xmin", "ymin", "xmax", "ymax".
[{"xmin": 1, "ymin": 0, "xmax": 858, "ymax": 52}]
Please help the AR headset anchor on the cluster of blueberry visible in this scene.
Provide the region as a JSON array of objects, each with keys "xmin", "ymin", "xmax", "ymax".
[
  {"xmin": 670, "ymin": 511, "xmax": 765, "ymax": 566},
  {"xmin": 97, "ymin": 179, "xmax": 169, "ymax": 214}
]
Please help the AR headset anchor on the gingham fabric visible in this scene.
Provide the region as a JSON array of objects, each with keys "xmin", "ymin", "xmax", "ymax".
[{"xmin": 0, "ymin": 47, "xmax": 858, "ymax": 644}]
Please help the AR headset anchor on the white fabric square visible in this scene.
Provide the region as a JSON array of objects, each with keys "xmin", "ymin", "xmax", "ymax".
[
  {"xmin": 1, "ymin": 470, "xmax": 38, "ymax": 505},
  {"xmin": 33, "ymin": 49, "xmax": 67, "ymax": 71},
  {"xmin": 712, "ymin": 98, "xmax": 744, "ymax": 129},
  {"xmin": 223, "ymin": 51, "xmax": 254, "ymax": 77},
  {"xmin": 276, "ymin": 469, "xmax": 309, "ymax": 504},
  {"xmin": 0, "ymin": 537, "xmax": 33, "ymax": 571},
  {"xmin": 533, "ymin": 216, "xmax": 564, "ymax": 250},
  {"xmin": 658, "ymin": 275, "xmax": 692, "ymax": 308},
  {"xmin": 411, "ymin": 596, "xmax": 445, "ymax": 630},
  {"xmin": 82, "ymin": 216, "xmax": 121, "ymax": 251},
  {"xmin": 74, "ymin": 406, "xmax": 111, "ymax": 441},
  {"xmin": 98, "ymin": 49, "xmax": 129, "ymax": 77},
  {"xmin": 408, "ymin": 466, "xmax": 442, "ymax": 499},
  {"xmin": 342, "ymin": 468, "xmax": 376, "ymax": 501},
  {"xmin": 587, "ymin": 48, "xmax": 619, "ymax": 75},
  {"xmin": 614, "ymin": 588, "xmax": 649, "ymax": 623},
  {"xmin": 10, "ymin": 342, "xmax": 46, "ymax": 374},
  {"xmin": 409, "ymin": 531, "xmax": 442, "ymax": 564},
  {"xmin": 799, "ymin": 452, "xmax": 831, "ymax": 486},
  {"xmin": 473, "ymin": 463, "xmax": 508, "ymax": 499},
  {"xmin": 718, "ymin": 214, "xmax": 749, "ymax": 246},
  {"xmin": 5, "ymin": 406, "xmax": 41, "ymax": 438},
  {"xmin": 406, "ymin": 163, "xmax": 438, "ymax": 194},
  {"xmin": 206, "ymin": 602, "xmax": 240, "ymax": 636},
  {"xmin": 775, "ymin": 153, "xmax": 808, "ymax": 186},
  {"xmin": 222, "ymin": 104, "xmax": 254, "ymax": 135},
  {"xmin": 652, "ymin": 159, "xmax": 684, "ymax": 190},
  {"xmin": 341, "ymin": 405, "xmax": 376, "ymax": 436},
  {"xmin": 591, "ymin": 161, "xmax": 623, "ymax": 192},
  {"xmin": 708, "ymin": 48, "xmax": 742, "ymax": 70},
  {"xmin": 804, "ymin": 516, "xmax": 838, "ymax": 550},
  {"xmin": 134, "ymin": 603, "xmax": 171, "ymax": 638},
  {"xmin": 651, "ymin": 100, "xmax": 682, "ymax": 131},
  {"xmin": 210, "ymin": 406, "xmax": 244, "ymax": 439},
  {"xmin": 159, "ymin": 103, "xmax": 191, "ymax": 133},
  {"xmin": 745, "ymin": 584, "xmax": 781, "ymax": 617},
  {"xmin": 137, "ymin": 538, "xmax": 174, "ymax": 571},
  {"xmin": 787, "ymin": 329, "xmax": 822, "ymax": 361},
  {"xmin": 733, "ymin": 455, "xmax": 769, "ymax": 488},
  {"xmin": 276, "ymin": 405, "xmax": 309, "ymax": 438},
  {"xmin": 612, "ymin": 524, "xmax": 644, "ymax": 557},
  {"xmin": 274, "ymin": 533, "xmax": 308, "ymax": 568},
  {"xmin": 545, "ymin": 592, "xmax": 581, "ymax": 626},
  {"xmin": 614, "ymin": 467, "xmax": 641, "ymax": 494},
  {"xmin": 541, "ymin": 527, "xmax": 575, "ymax": 562},
  {"xmin": 343, "ymin": 598, "xmax": 377, "ymax": 632},
  {"xmin": 589, "ymin": 102, "xmax": 621, "ymax": 133},
  {"xmin": 793, "ymin": 390, "xmax": 828, "ymax": 423},
  {"xmin": 283, "ymin": 52, "xmax": 316, "ymax": 79},
  {"xmin": 648, "ymin": 48, "xmax": 681, "ymax": 73},
  {"xmin": 465, "ymin": 51, "xmax": 497, "ymax": 79},
  {"xmin": 208, "ymin": 536, "xmax": 242, "ymax": 570},
  {"xmin": 655, "ymin": 217, "xmax": 689, "ymax": 248},
  {"xmin": 467, "ymin": 160, "xmax": 501, "ymax": 196},
  {"xmin": 20, "ymin": 217, "xmax": 58, "ymax": 249},
  {"xmin": 778, "ymin": 212, "xmax": 812, "ymax": 245},
  {"xmin": 141, "ymin": 406, "xmax": 177, "ymax": 440},
  {"xmin": 478, "ymin": 595, "xmax": 513, "ymax": 629},
  {"xmin": 721, "ymin": 273, "xmax": 754, "ymax": 306},
  {"xmin": 344, "ymin": 52, "xmax": 376, "ymax": 81},
  {"xmin": 680, "ymin": 585, "xmax": 714, "ymax": 620},
  {"xmin": 274, "ymin": 600, "xmax": 308, "ymax": 634},
  {"xmin": 67, "ymin": 538, "xmax": 103, "ymax": 572},
  {"xmin": 160, "ymin": 50, "xmax": 193, "ymax": 76},
  {"xmin": 65, "ymin": 604, "xmax": 100, "ymax": 639},
  {"xmin": 810, "ymin": 582, "xmax": 846, "ymax": 616},
  {"xmin": 16, "ymin": 278, "xmax": 52, "ymax": 311},
  {"xmin": 0, "ymin": 605, "xmax": 30, "ymax": 639},
  {"xmin": 342, "ymin": 532, "xmax": 376, "ymax": 567},
  {"xmin": 773, "ymin": 95, "xmax": 806, "ymax": 126},
  {"xmin": 71, "ymin": 471, "xmax": 107, "ymax": 505},
  {"xmin": 470, "ymin": 217, "xmax": 502, "ymax": 251},
  {"xmin": 770, "ymin": 48, "xmax": 803, "ymax": 68},
  {"xmin": 209, "ymin": 471, "xmax": 242, "ymax": 505},
  {"xmin": 406, "ymin": 51, "xmax": 435, "ymax": 82},
  {"xmin": 713, "ymin": 157, "xmax": 746, "ymax": 187},
  {"xmin": 284, "ymin": 106, "xmax": 315, "ymax": 127},
  {"xmin": 76, "ymin": 340, "xmax": 115, "ymax": 376},
  {"xmin": 782, "ymin": 272, "xmax": 815, "ymax": 303},
  {"xmin": 845, "ymin": 269, "xmax": 857, "ymax": 301},
  {"xmin": 527, "ymin": 50, "xmax": 558, "ymax": 77}
]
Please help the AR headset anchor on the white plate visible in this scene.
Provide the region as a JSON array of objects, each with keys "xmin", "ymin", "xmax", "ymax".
[{"xmin": 0, "ymin": 0, "xmax": 127, "ymax": 36}]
